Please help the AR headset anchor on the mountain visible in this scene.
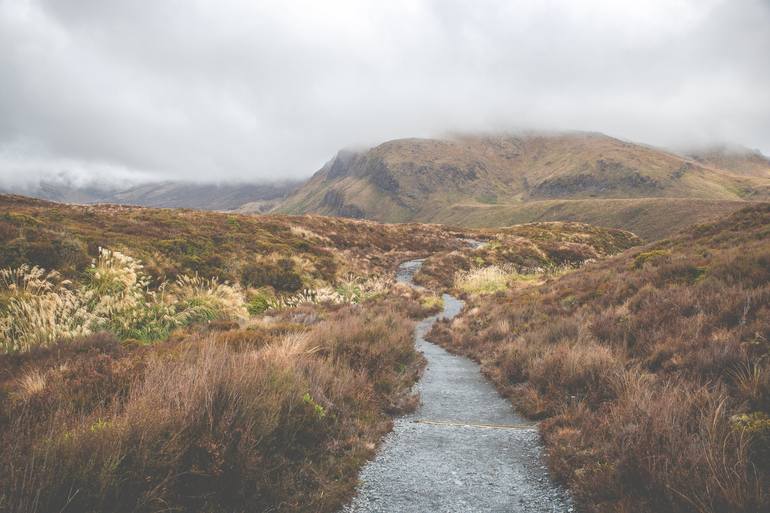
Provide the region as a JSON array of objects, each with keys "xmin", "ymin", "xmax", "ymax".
[
  {"xmin": 105, "ymin": 181, "xmax": 300, "ymax": 211},
  {"xmin": 0, "ymin": 180, "xmax": 301, "ymax": 212},
  {"xmin": 2, "ymin": 181, "xmax": 118, "ymax": 204},
  {"xmin": 426, "ymin": 201, "xmax": 770, "ymax": 513},
  {"xmin": 275, "ymin": 132, "xmax": 770, "ymax": 239},
  {"xmin": 687, "ymin": 144, "xmax": 770, "ymax": 179}
]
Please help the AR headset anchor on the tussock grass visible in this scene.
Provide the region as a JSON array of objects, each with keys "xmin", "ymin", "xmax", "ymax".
[
  {"xmin": 0, "ymin": 193, "xmax": 475, "ymax": 289},
  {"xmin": 0, "ymin": 302, "xmax": 423, "ymax": 513},
  {"xmin": 455, "ymin": 265, "xmax": 516, "ymax": 294},
  {"xmin": 414, "ymin": 221, "xmax": 638, "ymax": 292},
  {"xmin": 0, "ymin": 248, "xmax": 251, "ymax": 352}
]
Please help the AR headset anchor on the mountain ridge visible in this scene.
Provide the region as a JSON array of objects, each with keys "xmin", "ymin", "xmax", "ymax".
[
  {"xmin": 0, "ymin": 180, "xmax": 301, "ymax": 212},
  {"xmin": 273, "ymin": 131, "xmax": 770, "ymax": 238}
]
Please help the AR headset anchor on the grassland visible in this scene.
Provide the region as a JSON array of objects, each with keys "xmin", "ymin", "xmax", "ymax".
[
  {"xmin": 5, "ymin": 190, "xmax": 768, "ymax": 513},
  {"xmin": 427, "ymin": 203, "xmax": 770, "ymax": 513},
  {"xmin": 0, "ymin": 300, "xmax": 430, "ymax": 513},
  {"xmin": 0, "ymin": 192, "xmax": 469, "ymax": 512}
]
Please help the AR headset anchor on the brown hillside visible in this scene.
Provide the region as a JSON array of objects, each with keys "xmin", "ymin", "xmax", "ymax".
[{"xmin": 276, "ymin": 132, "xmax": 770, "ymax": 239}]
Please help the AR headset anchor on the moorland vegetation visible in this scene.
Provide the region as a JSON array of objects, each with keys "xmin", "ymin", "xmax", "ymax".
[{"xmin": 428, "ymin": 204, "xmax": 770, "ymax": 513}]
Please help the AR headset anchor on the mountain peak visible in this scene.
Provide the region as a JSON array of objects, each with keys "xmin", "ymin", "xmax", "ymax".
[{"xmin": 275, "ymin": 132, "xmax": 770, "ymax": 239}]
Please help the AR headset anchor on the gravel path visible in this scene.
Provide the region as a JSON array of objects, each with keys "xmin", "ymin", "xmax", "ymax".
[{"xmin": 342, "ymin": 260, "xmax": 572, "ymax": 513}]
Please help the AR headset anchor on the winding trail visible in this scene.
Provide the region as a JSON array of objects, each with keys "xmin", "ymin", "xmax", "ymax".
[{"xmin": 342, "ymin": 258, "xmax": 572, "ymax": 513}]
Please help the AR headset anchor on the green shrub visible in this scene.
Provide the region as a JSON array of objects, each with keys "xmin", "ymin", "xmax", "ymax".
[{"xmin": 247, "ymin": 292, "xmax": 272, "ymax": 315}]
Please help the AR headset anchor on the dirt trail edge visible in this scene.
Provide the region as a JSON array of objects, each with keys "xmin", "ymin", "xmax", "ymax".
[{"xmin": 341, "ymin": 259, "xmax": 573, "ymax": 513}]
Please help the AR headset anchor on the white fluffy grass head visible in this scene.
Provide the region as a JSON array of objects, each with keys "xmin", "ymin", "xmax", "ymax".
[{"xmin": 171, "ymin": 274, "xmax": 248, "ymax": 322}]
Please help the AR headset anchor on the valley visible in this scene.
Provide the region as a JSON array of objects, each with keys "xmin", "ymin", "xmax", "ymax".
[
  {"xmin": 0, "ymin": 176, "xmax": 768, "ymax": 513},
  {"xmin": 3, "ymin": 2, "xmax": 768, "ymax": 512}
]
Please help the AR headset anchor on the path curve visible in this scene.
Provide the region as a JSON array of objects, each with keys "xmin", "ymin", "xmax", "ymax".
[{"xmin": 341, "ymin": 259, "xmax": 572, "ymax": 513}]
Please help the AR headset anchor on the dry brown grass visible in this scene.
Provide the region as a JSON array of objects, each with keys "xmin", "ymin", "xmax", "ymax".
[
  {"xmin": 0, "ymin": 300, "xmax": 423, "ymax": 513},
  {"xmin": 413, "ymin": 221, "xmax": 639, "ymax": 292},
  {"xmin": 0, "ymin": 193, "xmax": 475, "ymax": 289},
  {"xmin": 427, "ymin": 204, "xmax": 770, "ymax": 513}
]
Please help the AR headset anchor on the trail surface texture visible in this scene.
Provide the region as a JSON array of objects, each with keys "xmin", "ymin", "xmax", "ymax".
[{"xmin": 342, "ymin": 259, "xmax": 572, "ymax": 513}]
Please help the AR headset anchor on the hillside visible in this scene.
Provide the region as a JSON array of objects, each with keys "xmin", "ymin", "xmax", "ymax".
[
  {"xmin": 0, "ymin": 194, "xmax": 473, "ymax": 289},
  {"xmin": 435, "ymin": 197, "xmax": 749, "ymax": 241},
  {"xmin": 427, "ymin": 203, "xmax": 770, "ymax": 513},
  {"xmin": 275, "ymin": 132, "xmax": 770, "ymax": 239},
  {"xmin": 0, "ymin": 194, "xmax": 640, "ymax": 292}
]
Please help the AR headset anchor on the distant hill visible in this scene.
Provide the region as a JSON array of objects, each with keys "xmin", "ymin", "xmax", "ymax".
[
  {"xmin": 0, "ymin": 180, "xmax": 301, "ymax": 212},
  {"xmin": 687, "ymin": 144, "xmax": 770, "ymax": 179},
  {"xmin": 105, "ymin": 181, "xmax": 300, "ymax": 211},
  {"xmin": 275, "ymin": 132, "xmax": 770, "ymax": 239}
]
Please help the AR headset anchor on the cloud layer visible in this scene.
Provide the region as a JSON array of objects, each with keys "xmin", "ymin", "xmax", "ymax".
[{"xmin": 1, "ymin": 0, "xmax": 769, "ymax": 185}]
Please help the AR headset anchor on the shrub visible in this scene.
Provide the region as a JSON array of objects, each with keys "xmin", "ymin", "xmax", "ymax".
[
  {"xmin": 633, "ymin": 249, "xmax": 670, "ymax": 269},
  {"xmin": 247, "ymin": 291, "xmax": 272, "ymax": 315},
  {"xmin": 419, "ymin": 294, "xmax": 444, "ymax": 314},
  {"xmin": 170, "ymin": 274, "xmax": 248, "ymax": 323}
]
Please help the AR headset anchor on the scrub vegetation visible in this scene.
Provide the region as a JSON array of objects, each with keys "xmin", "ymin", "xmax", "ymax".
[
  {"xmin": 0, "ymin": 194, "xmax": 473, "ymax": 288},
  {"xmin": 427, "ymin": 204, "xmax": 770, "ymax": 513},
  {"xmin": 3, "ymin": 191, "xmax": 769, "ymax": 513},
  {"xmin": 0, "ymin": 194, "xmax": 471, "ymax": 512},
  {"xmin": 0, "ymin": 303, "xmax": 423, "ymax": 513},
  {"xmin": 414, "ymin": 221, "xmax": 640, "ymax": 292}
]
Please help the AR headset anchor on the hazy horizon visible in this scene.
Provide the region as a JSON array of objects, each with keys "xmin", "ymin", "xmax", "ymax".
[{"xmin": 1, "ymin": 0, "xmax": 769, "ymax": 187}]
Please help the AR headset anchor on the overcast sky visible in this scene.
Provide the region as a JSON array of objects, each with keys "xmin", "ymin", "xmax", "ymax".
[{"xmin": 1, "ymin": 0, "xmax": 769, "ymax": 186}]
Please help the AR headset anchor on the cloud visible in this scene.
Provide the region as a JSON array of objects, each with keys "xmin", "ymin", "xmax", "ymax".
[{"xmin": 0, "ymin": 0, "xmax": 768, "ymax": 184}]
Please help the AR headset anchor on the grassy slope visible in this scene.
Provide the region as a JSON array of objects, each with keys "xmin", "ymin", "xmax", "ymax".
[
  {"xmin": 0, "ymin": 194, "xmax": 474, "ymax": 287},
  {"xmin": 427, "ymin": 203, "xmax": 770, "ymax": 513},
  {"xmin": 0, "ymin": 194, "xmax": 467, "ymax": 513},
  {"xmin": 688, "ymin": 147, "xmax": 770, "ymax": 179},
  {"xmin": 276, "ymin": 133, "xmax": 770, "ymax": 239}
]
